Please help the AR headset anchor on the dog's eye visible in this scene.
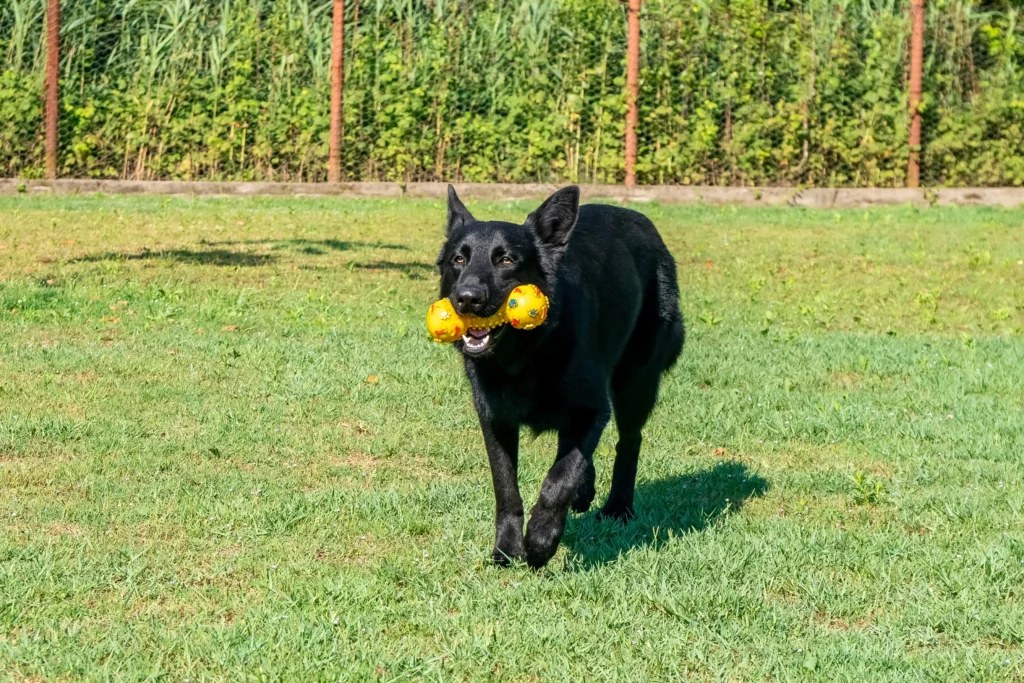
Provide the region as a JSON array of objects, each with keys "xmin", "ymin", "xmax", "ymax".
[
  {"xmin": 501, "ymin": 256, "xmax": 513, "ymax": 265},
  {"xmin": 454, "ymin": 255, "xmax": 465, "ymax": 264}
]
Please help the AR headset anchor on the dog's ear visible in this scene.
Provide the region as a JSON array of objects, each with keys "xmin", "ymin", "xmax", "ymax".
[
  {"xmin": 526, "ymin": 186, "xmax": 580, "ymax": 252},
  {"xmin": 447, "ymin": 185, "xmax": 475, "ymax": 234}
]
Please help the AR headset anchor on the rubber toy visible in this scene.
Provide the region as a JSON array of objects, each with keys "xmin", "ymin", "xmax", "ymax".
[{"xmin": 426, "ymin": 284, "xmax": 549, "ymax": 343}]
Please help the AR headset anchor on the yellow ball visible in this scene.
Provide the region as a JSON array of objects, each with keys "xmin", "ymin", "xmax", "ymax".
[
  {"xmin": 425, "ymin": 284, "xmax": 550, "ymax": 343},
  {"xmin": 505, "ymin": 285, "xmax": 549, "ymax": 330},
  {"xmin": 426, "ymin": 298, "xmax": 465, "ymax": 343}
]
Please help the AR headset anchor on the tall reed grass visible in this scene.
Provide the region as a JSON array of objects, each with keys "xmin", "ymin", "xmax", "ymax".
[{"xmin": 1, "ymin": 0, "xmax": 1022, "ymax": 185}]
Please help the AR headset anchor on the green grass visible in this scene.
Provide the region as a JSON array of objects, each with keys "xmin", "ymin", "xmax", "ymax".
[{"xmin": 1, "ymin": 196, "xmax": 1024, "ymax": 681}]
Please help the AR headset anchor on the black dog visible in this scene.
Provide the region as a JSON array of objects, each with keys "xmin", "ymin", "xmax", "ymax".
[{"xmin": 436, "ymin": 185, "xmax": 684, "ymax": 568}]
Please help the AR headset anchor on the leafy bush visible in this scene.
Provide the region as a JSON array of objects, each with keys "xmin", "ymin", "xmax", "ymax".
[{"xmin": 1, "ymin": 0, "xmax": 1022, "ymax": 185}]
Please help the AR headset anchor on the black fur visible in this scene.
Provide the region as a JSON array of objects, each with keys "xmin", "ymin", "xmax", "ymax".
[{"xmin": 436, "ymin": 185, "xmax": 685, "ymax": 568}]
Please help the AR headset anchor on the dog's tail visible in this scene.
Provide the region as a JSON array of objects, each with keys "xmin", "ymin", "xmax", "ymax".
[{"xmin": 656, "ymin": 257, "xmax": 685, "ymax": 371}]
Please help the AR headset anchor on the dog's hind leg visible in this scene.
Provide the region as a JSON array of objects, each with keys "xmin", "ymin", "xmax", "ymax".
[
  {"xmin": 602, "ymin": 374, "xmax": 657, "ymax": 522},
  {"xmin": 602, "ymin": 308, "xmax": 683, "ymax": 522}
]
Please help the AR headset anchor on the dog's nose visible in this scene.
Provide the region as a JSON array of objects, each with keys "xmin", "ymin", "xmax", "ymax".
[{"xmin": 454, "ymin": 285, "xmax": 487, "ymax": 315}]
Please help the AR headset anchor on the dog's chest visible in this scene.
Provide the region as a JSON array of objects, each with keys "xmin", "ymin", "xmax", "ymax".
[
  {"xmin": 473, "ymin": 364, "xmax": 576, "ymax": 433},
  {"xmin": 514, "ymin": 382, "xmax": 566, "ymax": 433}
]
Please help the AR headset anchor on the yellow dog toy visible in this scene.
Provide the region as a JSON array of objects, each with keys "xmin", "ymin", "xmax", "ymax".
[{"xmin": 426, "ymin": 284, "xmax": 550, "ymax": 343}]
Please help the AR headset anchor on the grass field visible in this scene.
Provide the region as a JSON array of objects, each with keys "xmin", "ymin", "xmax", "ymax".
[{"xmin": 1, "ymin": 195, "xmax": 1024, "ymax": 681}]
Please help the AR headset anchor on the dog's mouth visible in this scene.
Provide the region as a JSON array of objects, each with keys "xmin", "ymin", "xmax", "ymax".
[{"xmin": 461, "ymin": 327, "xmax": 492, "ymax": 354}]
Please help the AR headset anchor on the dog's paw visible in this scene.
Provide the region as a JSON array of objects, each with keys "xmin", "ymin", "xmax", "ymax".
[
  {"xmin": 524, "ymin": 507, "xmax": 567, "ymax": 569},
  {"xmin": 597, "ymin": 501, "xmax": 635, "ymax": 523},
  {"xmin": 492, "ymin": 545, "xmax": 524, "ymax": 567},
  {"xmin": 492, "ymin": 532, "xmax": 525, "ymax": 566},
  {"xmin": 524, "ymin": 535, "xmax": 559, "ymax": 569},
  {"xmin": 571, "ymin": 481, "xmax": 595, "ymax": 513},
  {"xmin": 570, "ymin": 461, "xmax": 596, "ymax": 513}
]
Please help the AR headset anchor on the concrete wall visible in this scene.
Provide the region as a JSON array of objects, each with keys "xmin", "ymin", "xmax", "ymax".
[{"xmin": 2, "ymin": 179, "xmax": 1023, "ymax": 208}]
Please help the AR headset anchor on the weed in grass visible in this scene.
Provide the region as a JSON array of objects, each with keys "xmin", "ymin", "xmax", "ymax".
[{"xmin": 851, "ymin": 471, "xmax": 886, "ymax": 507}]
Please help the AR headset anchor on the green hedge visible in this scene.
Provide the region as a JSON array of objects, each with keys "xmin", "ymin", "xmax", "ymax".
[{"xmin": 2, "ymin": 0, "xmax": 1022, "ymax": 185}]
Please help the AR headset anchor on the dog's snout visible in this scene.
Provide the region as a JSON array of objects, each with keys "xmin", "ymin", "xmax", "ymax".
[{"xmin": 454, "ymin": 285, "xmax": 487, "ymax": 315}]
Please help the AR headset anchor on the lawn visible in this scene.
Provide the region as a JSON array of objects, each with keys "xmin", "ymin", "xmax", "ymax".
[{"xmin": 1, "ymin": 195, "xmax": 1024, "ymax": 681}]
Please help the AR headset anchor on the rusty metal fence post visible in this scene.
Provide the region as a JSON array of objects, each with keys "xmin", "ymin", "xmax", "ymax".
[
  {"xmin": 624, "ymin": 0, "xmax": 640, "ymax": 188},
  {"xmin": 45, "ymin": 0, "xmax": 61, "ymax": 180},
  {"xmin": 328, "ymin": 0, "xmax": 346, "ymax": 183},
  {"xmin": 907, "ymin": 0, "xmax": 925, "ymax": 188}
]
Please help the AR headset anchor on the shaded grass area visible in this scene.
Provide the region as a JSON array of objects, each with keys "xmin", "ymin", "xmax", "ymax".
[{"xmin": 1, "ymin": 196, "xmax": 1024, "ymax": 680}]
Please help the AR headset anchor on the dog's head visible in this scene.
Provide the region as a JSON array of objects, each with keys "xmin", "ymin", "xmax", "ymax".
[{"xmin": 437, "ymin": 185, "xmax": 579, "ymax": 356}]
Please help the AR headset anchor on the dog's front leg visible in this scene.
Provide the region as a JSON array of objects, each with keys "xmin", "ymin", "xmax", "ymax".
[
  {"xmin": 524, "ymin": 411, "xmax": 608, "ymax": 569},
  {"xmin": 480, "ymin": 419, "xmax": 525, "ymax": 565}
]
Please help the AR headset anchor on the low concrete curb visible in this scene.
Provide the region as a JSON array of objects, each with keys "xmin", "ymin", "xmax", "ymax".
[{"xmin": 2, "ymin": 179, "xmax": 1023, "ymax": 208}]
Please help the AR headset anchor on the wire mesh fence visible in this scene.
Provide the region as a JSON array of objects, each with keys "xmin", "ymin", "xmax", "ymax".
[{"xmin": 2, "ymin": 0, "xmax": 1023, "ymax": 186}]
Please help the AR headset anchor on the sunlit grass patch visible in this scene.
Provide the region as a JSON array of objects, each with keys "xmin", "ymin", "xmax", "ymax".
[{"xmin": 1, "ymin": 197, "xmax": 1023, "ymax": 680}]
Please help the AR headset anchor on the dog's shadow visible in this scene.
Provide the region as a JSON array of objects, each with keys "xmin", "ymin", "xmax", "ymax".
[{"xmin": 563, "ymin": 461, "xmax": 768, "ymax": 569}]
